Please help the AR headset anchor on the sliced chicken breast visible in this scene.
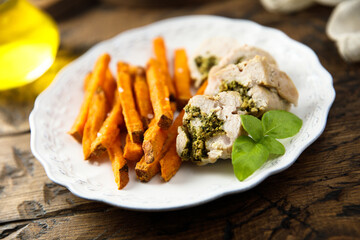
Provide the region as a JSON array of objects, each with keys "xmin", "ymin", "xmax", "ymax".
[
  {"xmin": 176, "ymin": 92, "xmax": 245, "ymax": 165},
  {"xmin": 249, "ymin": 85, "xmax": 291, "ymax": 115},
  {"xmin": 205, "ymin": 55, "xmax": 299, "ymax": 106},
  {"xmin": 178, "ymin": 45, "xmax": 299, "ymax": 166},
  {"xmin": 208, "ymin": 45, "xmax": 278, "ymax": 77}
]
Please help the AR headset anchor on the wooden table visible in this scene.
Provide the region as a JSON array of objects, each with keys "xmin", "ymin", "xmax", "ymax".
[{"xmin": 1, "ymin": 0, "xmax": 360, "ymax": 239}]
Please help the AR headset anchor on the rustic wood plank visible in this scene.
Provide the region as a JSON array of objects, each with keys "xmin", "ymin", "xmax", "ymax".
[
  {"xmin": 1, "ymin": 0, "xmax": 360, "ymax": 239},
  {"xmin": 57, "ymin": 0, "xmax": 259, "ymax": 51},
  {"xmin": 0, "ymin": 134, "xmax": 92, "ymax": 225}
]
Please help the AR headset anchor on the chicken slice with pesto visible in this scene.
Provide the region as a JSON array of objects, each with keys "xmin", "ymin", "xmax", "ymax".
[
  {"xmin": 176, "ymin": 92, "xmax": 246, "ymax": 165},
  {"xmin": 205, "ymin": 55, "xmax": 298, "ymax": 113},
  {"xmin": 178, "ymin": 44, "xmax": 299, "ymax": 166},
  {"xmin": 208, "ymin": 45, "xmax": 278, "ymax": 78}
]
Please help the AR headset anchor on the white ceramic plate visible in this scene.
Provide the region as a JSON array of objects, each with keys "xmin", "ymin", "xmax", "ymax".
[{"xmin": 30, "ymin": 15, "xmax": 335, "ymax": 211}]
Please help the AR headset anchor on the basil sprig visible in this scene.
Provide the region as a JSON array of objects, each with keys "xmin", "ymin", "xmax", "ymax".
[{"xmin": 232, "ymin": 110, "xmax": 302, "ymax": 181}]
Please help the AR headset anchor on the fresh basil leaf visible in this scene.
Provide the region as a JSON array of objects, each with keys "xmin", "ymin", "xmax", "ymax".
[
  {"xmin": 262, "ymin": 110, "xmax": 302, "ymax": 139},
  {"xmin": 232, "ymin": 136, "xmax": 269, "ymax": 181},
  {"xmin": 260, "ymin": 136, "xmax": 285, "ymax": 155},
  {"xmin": 240, "ymin": 115, "xmax": 263, "ymax": 142}
]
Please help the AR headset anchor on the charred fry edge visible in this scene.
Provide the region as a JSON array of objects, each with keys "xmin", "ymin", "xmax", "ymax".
[
  {"xmin": 135, "ymin": 156, "xmax": 160, "ymax": 182},
  {"xmin": 90, "ymin": 90, "xmax": 123, "ymax": 157},
  {"xmin": 117, "ymin": 61, "xmax": 144, "ymax": 143},
  {"xmin": 108, "ymin": 136, "xmax": 129, "ymax": 190},
  {"xmin": 82, "ymin": 87, "xmax": 108, "ymax": 160},
  {"xmin": 146, "ymin": 59, "xmax": 173, "ymax": 130},
  {"xmin": 153, "ymin": 36, "xmax": 176, "ymax": 111},
  {"xmin": 142, "ymin": 124, "xmax": 168, "ymax": 164},
  {"xmin": 133, "ymin": 66, "xmax": 154, "ymax": 128}
]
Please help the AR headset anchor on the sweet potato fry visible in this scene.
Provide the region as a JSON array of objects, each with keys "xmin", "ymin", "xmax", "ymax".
[
  {"xmin": 163, "ymin": 111, "xmax": 185, "ymax": 154},
  {"xmin": 103, "ymin": 69, "xmax": 116, "ymax": 106},
  {"xmin": 117, "ymin": 61, "xmax": 144, "ymax": 143},
  {"xmin": 90, "ymin": 91, "xmax": 123, "ymax": 157},
  {"xmin": 133, "ymin": 67, "xmax": 154, "ymax": 128},
  {"xmin": 69, "ymin": 53, "xmax": 110, "ymax": 142},
  {"xmin": 83, "ymin": 72, "xmax": 92, "ymax": 91},
  {"xmin": 135, "ymin": 115, "xmax": 179, "ymax": 182},
  {"xmin": 123, "ymin": 133, "xmax": 143, "ymax": 162},
  {"xmin": 82, "ymin": 87, "xmax": 108, "ymax": 160},
  {"xmin": 159, "ymin": 144, "xmax": 181, "ymax": 182},
  {"xmin": 146, "ymin": 59, "xmax": 173, "ymax": 129},
  {"xmin": 174, "ymin": 49, "xmax": 192, "ymax": 109},
  {"xmin": 154, "ymin": 110, "xmax": 183, "ymax": 181},
  {"xmin": 85, "ymin": 69, "xmax": 115, "ymax": 106},
  {"xmin": 143, "ymin": 124, "xmax": 168, "ymax": 164},
  {"xmin": 107, "ymin": 136, "xmax": 129, "ymax": 190},
  {"xmin": 196, "ymin": 79, "xmax": 208, "ymax": 96},
  {"xmin": 135, "ymin": 124, "xmax": 168, "ymax": 181},
  {"xmin": 135, "ymin": 156, "xmax": 160, "ymax": 182},
  {"xmin": 153, "ymin": 37, "xmax": 176, "ymax": 111}
]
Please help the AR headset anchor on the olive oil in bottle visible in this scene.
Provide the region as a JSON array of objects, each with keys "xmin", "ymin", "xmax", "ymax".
[{"xmin": 0, "ymin": 0, "xmax": 59, "ymax": 90}]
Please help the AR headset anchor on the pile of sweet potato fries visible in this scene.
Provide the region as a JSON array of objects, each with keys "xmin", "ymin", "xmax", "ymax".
[{"xmin": 68, "ymin": 37, "xmax": 207, "ymax": 189}]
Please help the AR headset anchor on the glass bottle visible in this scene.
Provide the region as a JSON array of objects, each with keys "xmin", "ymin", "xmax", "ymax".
[{"xmin": 0, "ymin": 0, "xmax": 59, "ymax": 90}]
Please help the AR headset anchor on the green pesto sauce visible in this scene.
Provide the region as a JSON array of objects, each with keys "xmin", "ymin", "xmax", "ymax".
[
  {"xmin": 180, "ymin": 126, "xmax": 192, "ymax": 161},
  {"xmin": 182, "ymin": 105, "xmax": 225, "ymax": 162},
  {"xmin": 219, "ymin": 81, "xmax": 258, "ymax": 113},
  {"xmin": 194, "ymin": 55, "xmax": 218, "ymax": 80}
]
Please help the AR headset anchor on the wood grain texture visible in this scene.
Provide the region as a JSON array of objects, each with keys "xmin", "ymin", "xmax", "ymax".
[{"xmin": 2, "ymin": 0, "xmax": 360, "ymax": 239}]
